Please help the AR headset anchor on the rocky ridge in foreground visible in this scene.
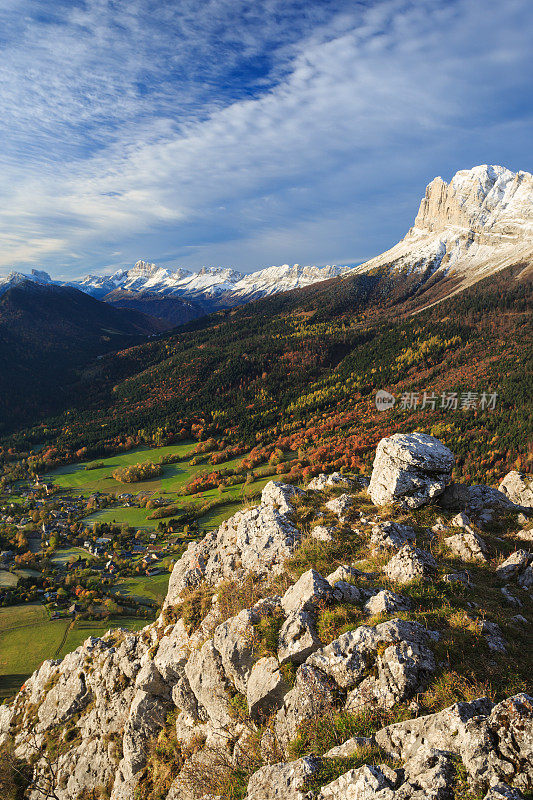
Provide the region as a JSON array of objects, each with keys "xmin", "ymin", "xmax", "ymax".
[{"xmin": 1, "ymin": 433, "xmax": 532, "ymax": 800}]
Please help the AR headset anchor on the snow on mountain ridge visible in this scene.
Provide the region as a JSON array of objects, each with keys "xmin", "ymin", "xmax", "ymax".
[
  {"xmin": 233, "ymin": 263, "xmax": 351, "ymax": 296},
  {"xmin": 353, "ymin": 164, "xmax": 533, "ymax": 285},
  {"xmin": 69, "ymin": 165, "xmax": 532, "ymax": 305},
  {"xmin": 0, "ymin": 269, "xmax": 52, "ymax": 296},
  {"xmin": 1, "ymin": 165, "xmax": 530, "ymax": 308},
  {"xmin": 69, "ymin": 260, "xmax": 350, "ymax": 300}
]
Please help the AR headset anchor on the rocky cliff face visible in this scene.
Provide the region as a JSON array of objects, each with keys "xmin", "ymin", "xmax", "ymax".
[
  {"xmin": 354, "ymin": 165, "xmax": 533, "ymax": 290},
  {"xmin": 1, "ymin": 434, "xmax": 532, "ymax": 800}
]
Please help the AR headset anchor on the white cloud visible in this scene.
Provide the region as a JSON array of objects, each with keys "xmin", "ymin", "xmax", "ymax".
[{"xmin": 0, "ymin": 0, "xmax": 531, "ymax": 274}]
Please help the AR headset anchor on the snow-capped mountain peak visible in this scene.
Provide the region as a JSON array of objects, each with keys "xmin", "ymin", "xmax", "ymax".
[
  {"xmin": 233, "ymin": 263, "xmax": 352, "ymax": 297},
  {"xmin": 68, "ymin": 260, "xmax": 350, "ymax": 302},
  {"xmin": 0, "ymin": 269, "xmax": 52, "ymax": 296},
  {"xmin": 2, "ymin": 164, "xmax": 529, "ymax": 312},
  {"xmin": 354, "ymin": 164, "xmax": 533, "ymax": 284}
]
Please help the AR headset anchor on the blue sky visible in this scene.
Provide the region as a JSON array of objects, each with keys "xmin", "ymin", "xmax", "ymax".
[{"xmin": 0, "ymin": 0, "xmax": 531, "ymax": 279}]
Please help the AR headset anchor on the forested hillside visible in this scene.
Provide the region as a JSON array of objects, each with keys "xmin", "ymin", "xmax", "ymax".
[
  {"xmin": 4, "ymin": 262, "xmax": 531, "ymax": 486},
  {"xmin": 0, "ymin": 281, "xmax": 167, "ymax": 430}
]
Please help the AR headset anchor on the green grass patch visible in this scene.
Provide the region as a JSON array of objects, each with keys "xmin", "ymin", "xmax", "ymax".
[
  {"xmin": 288, "ymin": 706, "xmax": 409, "ymax": 759},
  {"xmin": 84, "ymin": 505, "xmax": 157, "ymax": 529},
  {"xmin": 0, "ymin": 608, "xmax": 147, "ymax": 700},
  {"xmin": 0, "ymin": 604, "xmax": 146, "ymax": 700},
  {"xmin": 0, "ymin": 570, "xmax": 18, "ymax": 588},
  {"xmin": 51, "ymin": 547, "xmax": 95, "ymax": 565},
  {"xmin": 42, "ymin": 442, "xmax": 189, "ymax": 493},
  {"xmin": 0, "ymin": 605, "xmax": 68, "ymax": 699},
  {"xmin": 114, "ymin": 573, "xmax": 170, "ymax": 605},
  {"xmin": 0, "ymin": 603, "xmax": 49, "ymax": 633},
  {"xmin": 197, "ymin": 500, "xmax": 243, "ymax": 529},
  {"xmin": 58, "ymin": 616, "xmax": 147, "ymax": 657}
]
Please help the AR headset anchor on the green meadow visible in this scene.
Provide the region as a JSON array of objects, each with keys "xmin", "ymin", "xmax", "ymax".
[
  {"xmin": 0, "ymin": 604, "xmax": 146, "ymax": 700},
  {"xmin": 44, "ymin": 441, "xmax": 206, "ymax": 495},
  {"xmin": 0, "ymin": 569, "xmax": 41, "ymax": 588},
  {"xmin": 51, "ymin": 547, "xmax": 96, "ymax": 565},
  {"xmin": 114, "ymin": 573, "xmax": 170, "ymax": 605},
  {"xmin": 41, "ymin": 441, "xmax": 286, "ymax": 530},
  {"xmin": 82, "ymin": 476, "xmax": 272, "ymax": 531},
  {"xmin": 45, "ymin": 442, "xmax": 283, "ymax": 506},
  {"xmin": 0, "ymin": 443, "xmax": 292, "ymax": 700}
]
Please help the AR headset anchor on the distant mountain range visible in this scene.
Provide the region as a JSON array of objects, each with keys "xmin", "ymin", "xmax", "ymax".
[
  {"xmin": 3, "ymin": 164, "xmax": 531, "ymax": 314},
  {"xmin": 0, "ymin": 163, "xmax": 531, "ymax": 435},
  {"xmin": 71, "ymin": 262, "xmax": 354, "ymax": 303}
]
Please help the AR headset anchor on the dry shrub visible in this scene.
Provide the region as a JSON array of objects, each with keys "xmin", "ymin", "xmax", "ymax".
[
  {"xmin": 179, "ymin": 730, "xmax": 262, "ymax": 800},
  {"xmin": 316, "ymin": 602, "xmax": 364, "ymax": 644},
  {"xmin": 288, "ymin": 703, "xmax": 409, "ymax": 759},
  {"xmin": 421, "ymin": 671, "xmax": 494, "ymax": 713},
  {"xmin": 173, "ymin": 584, "xmax": 214, "ymax": 634},
  {"xmin": 217, "ymin": 574, "xmax": 266, "ymax": 622},
  {"xmin": 285, "ymin": 534, "xmax": 363, "ymax": 581},
  {"xmin": 0, "ymin": 749, "xmax": 20, "ymax": 800},
  {"xmin": 217, "ymin": 572, "xmax": 291, "ymax": 624}
]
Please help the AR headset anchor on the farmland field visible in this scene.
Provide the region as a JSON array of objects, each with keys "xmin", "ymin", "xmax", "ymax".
[
  {"xmin": 0, "ymin": 569, "xmax": 40, "ymax": 588},
  {"xmin": 45, "ymin": 442, "xmax": 287, "ymax": 508},
  {"xmin": 51, "ymin": 547, "xmax": 96, "ymax": 565},
  {"xmin": 0, "ymin": 570, "xmax": 18, "ymax": 588},
  {"xmin": 0, "ymin": 604, "xmax": 146, "ymax": 700},
  {"xmin": 114, "ymin": 573, "xmax": 170, "ymax": 604},
  {"xmin": 82, "ymin": 478, "xmax": 272, "ymax": 531},
  {"xmin": 198, "ymin": 500, "xmax": 243, "ymax": 528},
  {"xmin": 43, "ymin": 441, "xmax": 197, "ymax": 494},
  {"xmin": 57, "ymin": 617, "xmax": 147, "ymax": 658},
  {"xmin": 84, "ymin": 504, "xmax": 158, "ymax": 529},
  {"xmin": 0, "ymin": 604, "xmax": 65, "ymax": 699}
]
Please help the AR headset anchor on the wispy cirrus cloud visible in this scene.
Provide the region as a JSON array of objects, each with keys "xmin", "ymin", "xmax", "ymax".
[{"xmin": 0, "ymin": 0, "xmax": 531, "ymax": 277}]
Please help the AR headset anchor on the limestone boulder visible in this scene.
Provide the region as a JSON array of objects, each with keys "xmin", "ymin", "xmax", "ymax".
[
  {"xmin": 268, "ymin": 665, "xmax": 339, "ymax": 754},
  {"xmin": 261, "ymin": 480, "xmax": 304, "ymax": 514},
  {"xmin": 281, "ymin": 569, "xmax": 335, "ymax": 615},
  {"xmin": 368, "ymin": 433, "xmax": 454, "ymax": 509},
  {"xmin": 370, "ymin": 521, "xmax": 416, "ymax": 552},
  {"xmin": 246, "ymin": 656, "xmax": 290, "ymax": 719},
  {"xmin": 308, "ymin": 472, "xmax": 352, "ymax": 491},
  {"xmin": 325, "ymin": 493, "xmax": 354, "ymax": 522},
  {"xmin": 445, "ymin": 531, "xmax": 488, "ymax": 563},
  {"xmin": 385, "ymin": 545, "xmax": 438, "ymax": 584},
  {"xmin": 364, "ymin": 589, "xmax": 411, "ymax": 616},
  {"xmin": 278, "ymin": 610, "xmax": 322, "ymax": 665},
  {"xmin": 246, "ymin": 756, "xmax": 322, "ymax": 800},
  {"xmin": 496, "ymin": 550, "xmax": 532, "ymax": 582},
  {"xmin": 499, "ymin": 471, "xmax": 533, "ymax": 508}
]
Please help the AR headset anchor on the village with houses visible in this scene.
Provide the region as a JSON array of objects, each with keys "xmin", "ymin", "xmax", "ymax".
[{"xmin": 0, "ymin": 469, "xmax": 196, "ymax": 626}]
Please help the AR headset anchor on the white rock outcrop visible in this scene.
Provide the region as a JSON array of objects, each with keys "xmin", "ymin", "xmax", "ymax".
[
  {"xmin": 384, "ymin": 545, "xmax": 438, "ymax": 584},
  {"xmin": 370, "ymin": 521, "xmax": 416, "ymax": 552},
  {"xmin": 352, "ymin": 165, "xmax": 533, "ymax": 291},
  {"xmin": 308, "ymin": 472, "xmax": 352, "ymax": 491},
  {"xmin": 2, "ymin": 435, "xmax": 532, "ymax": 800},
  {"xmin": 376, "ymin": 694, "xmax": 533, "ymax": 792},
  {"xmin": 368, "ymin": 433, "xmax": 454, "ymax": 509},
  {"xmin": 496, "ymin": 550, "xmax": 532, "ymax": 581},
  {"xmin": 444, "ymin": 531, "xmax": 488, "ymax": 563},
  {"xmin": 165, "ymin": 483, "xmax": 302, "ymax": 606},
  {"xmin": 325, "ymin": 493, "xmax": 354, "ymax": 521},
  {"xmin": 499, "ymin": 471, "xmax": 533, "ymax": 508}
]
